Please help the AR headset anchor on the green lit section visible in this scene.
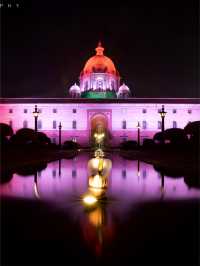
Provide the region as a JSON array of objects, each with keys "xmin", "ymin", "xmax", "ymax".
[{"xmin": 81, "ymin": 91, "xmax": 117, "ymax": 99}]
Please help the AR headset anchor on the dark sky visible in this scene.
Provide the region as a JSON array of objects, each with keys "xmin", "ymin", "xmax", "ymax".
[{"xmin": 1, "ymin": 0, "xmax": 199, "ymax": 98}]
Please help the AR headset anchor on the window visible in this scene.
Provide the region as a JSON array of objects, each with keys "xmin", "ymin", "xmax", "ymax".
[
  {"xmin": 122, "ymin": 120, "xmax": 126, "ymax": 129},
  {"xmin": 72, "ymin": 137, "xmax": 77, "ymax": 142},
  {"xmin": 142, "ymin": 109, "xmax": 147, "ymax": 114},
  {"xmin": 52, "ymin": 170, "xmax": 56, "ymax": 178},
  {"xmin": 188, "ymin": 109, "xmax": 192, "ymax": 114},
  {"xmin": 52, "ymin": 138, "xmax": 56, "ymax": 144},
  {"xmin": 38, "ymin": 120, "xmax": 42, "ymax": 129},
  {"xmin": 142, "ymin": 170, "xmax": 147, "ymax": 179},
  {"xmin": 72, "ymin": 169, "xmax": 77, "ymax": 178},
  {"xmin": 173, "ymin": 109, "xmax": 177, "ymax": 114},
  {"xmin": 38, "ymin": 109, "xmax": 42, "ymax": 113},
  {"xmin": 53, "ymin": 108, "xmax": 57, "ymax": 113},
  {"xmin": 72, "ymin": 109, "xmax": 76, "ymax": 113},
  {"xmin": 142, "ymin": 121, "xmax": 147, "ymax": 129},
  {"xmin": 23, "ymin": 120, "xmax": 28, "ymax": 128},
  {"xmin": 158, "ymin": 109, "xmax": 161, "ymax": 113},
  {"xmin": 24, "ymin": 109, "xmax": 28, "ymax": 113},
  {"xmin": 53, "ymin": 120, "xmax": 57, "ymax": 129},
  {"xmin": 173, "ymin": 121, "xmax": 177, "ymax": 128},
  {"xmin": 72, "ymin": 120, "xmax": 77, "ymax": 129},
  {"xmin": 158, "ymin": 121, "xmax": 162, "ymax": 129},
  {"xmin": 9, "ymin": 109, "xmax": 13, "ymax": 113},
  {"xmin": 122, "ymin": 169, "xmax": 126, "ymax": 178},
  {"xmin": 9, "ymin": 120, "xmax": 13, "ymax": 127}
]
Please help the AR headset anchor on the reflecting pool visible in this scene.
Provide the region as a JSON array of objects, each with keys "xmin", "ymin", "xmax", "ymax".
[{"xmin": 1, "ymin": 152, "xmax": 200, "ymax": 266}]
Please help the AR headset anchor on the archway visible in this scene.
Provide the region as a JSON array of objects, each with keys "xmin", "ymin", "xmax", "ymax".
[{"xmin": 90, "ymin": 113, "xmax": 110, "ymax": 148}]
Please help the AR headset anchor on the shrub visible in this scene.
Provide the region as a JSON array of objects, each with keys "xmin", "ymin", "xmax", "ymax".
[
  {"xmin": 143, "ymin": 138, "xmax": 154, "ymax": 148},
  {"xmin": 120, "ymin": 140, "xmax": 137, "ymax": 150},
  {"xmin": 62, "ymin": 140, "xmax": 80, "ymax": 150}
]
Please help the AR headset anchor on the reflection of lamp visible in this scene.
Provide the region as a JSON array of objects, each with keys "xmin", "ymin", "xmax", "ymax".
[
  {"xmin": 58, "ymin": 158, "xmax": 61, "ymax": 177},
  {"xmin": 160, "ymin": 171, "xmax": 165, "ymax": 198},
  {"xmin": 137, "ymin": 160, "xmax": 140, "ymax": 180},
  {"xmin": 136, "ymin": 121, "xmax": 140, "ymax": 147},
  {"xmin": 33, "ymin": 172, "xmax": 40, "ymax": 199},
  {"xmin": 32, "ymin": 105, "xmax": 40, "ymax": 132},
  {"xmin": 58, "ymin": 122, "xmax": 62, "ymax": 149}
]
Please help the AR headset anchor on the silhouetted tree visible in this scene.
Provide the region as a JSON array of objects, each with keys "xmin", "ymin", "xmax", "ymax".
[
  {"xmin": 164, "ymin": 128, "xmax": 187, "ymax": 145},
  {"xmin": 153, "ymin": 132, "xmax": 164, "ymax": 144},
  {"xmin": 0, "ymin": 123, "xmax": 13, "ymax": 138},
  {"xmin": 10, "ymin": 128, "xmax": 36, "ymax": 145},
  {"xmin": 120, "ymin": 140, "xmax": 137, "ymax": 150},
  {"xmin": 184, "ymin": 121, "xmax": 200, "ymax": 146},
  {"xmin": 63, "ymin": 140, "xmax": 80, "ymax": 150},
  {"xmin": 36, "ymin": 132, "xmax": 51, "ymax": 145}
]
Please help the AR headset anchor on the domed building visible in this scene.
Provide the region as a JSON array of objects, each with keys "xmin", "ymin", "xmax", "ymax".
[
  {"xmin": 69, "ymin": 42, "xmax": 131, "ymax": 99},
  {"xmin": 0, "ymin": 42, "xmax": 199, "ymax": 147}
]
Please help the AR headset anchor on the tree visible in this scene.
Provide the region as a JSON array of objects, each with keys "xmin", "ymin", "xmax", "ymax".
[
  {"xmin": 120, "ymin": 140, "xmax": 137, "ymax": 150},
  {"xmin": 36, "ymin": 132, "xmax": 51, "ymax": 145},
  {"xmin": 164, "ymin": 128, "xmax": 187, "ymax": 145},
  {"xmin": 0, "ymin": 123, "xmax": 13, "ymax": 138},
  {"xmin": 184, "ymin": 121, "xmax": 200, "ymax": 145},
  {"xmin": 62, "ymin": 140, "xmax": 80, "ymax": 150},
  {"xmin": 10, "ymin": 128, "xmax": 36, "ymax": 145},
  {"xmin": 153, "ymin": 132, "xmax": 164, "ymax": 144}
]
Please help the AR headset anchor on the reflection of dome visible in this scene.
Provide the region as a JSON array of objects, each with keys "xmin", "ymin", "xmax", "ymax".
[
  {"xmin": 117, "ymin": 83, "xmax": 131, "ymax": 98},
  {"xmin": 81, "ymin": 42, "xmax": 119, "ymax": 76}
]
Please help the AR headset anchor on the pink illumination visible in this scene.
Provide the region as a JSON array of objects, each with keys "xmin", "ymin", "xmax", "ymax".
[
  {"xmin": 0, "ymin": 153, "xmax": 199, "ymax": 206},
  {"xmin": 0, "ymin": 101, "xmax": 199, "ymax": 146}
]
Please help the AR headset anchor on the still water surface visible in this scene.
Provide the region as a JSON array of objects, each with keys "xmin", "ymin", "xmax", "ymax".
[
  {"xmin": 1, "ymin": 152, "xmax": 199, "ymax": 202},
  {"xmin": 1, "ymin": 152, "xmax": 200, "ymax": 265}
]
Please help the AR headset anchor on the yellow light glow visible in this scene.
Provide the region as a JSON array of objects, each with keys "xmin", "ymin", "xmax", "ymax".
[
  {"xmin": 83, "ymin": 195, "xmax": 97, "ymax": 205},
  {"xmin": 89, "ymin": 174, "xmax": 107, "ymax": 189}
]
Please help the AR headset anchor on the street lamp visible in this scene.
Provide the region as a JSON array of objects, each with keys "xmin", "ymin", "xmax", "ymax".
[
  {"xmin": 159, "ymin": 105, "xmax": 167, "ymax": 144},
  {"xmin": 136, "ymin": 121, "xmax": 140, "ymax": 147},
  {"xmin": 58, "ymin": 122, "xmax": 62, "ymax": 149},
  {"xmin": 32, "ymin": 105, "xmax": 40, "ymax": 132}
]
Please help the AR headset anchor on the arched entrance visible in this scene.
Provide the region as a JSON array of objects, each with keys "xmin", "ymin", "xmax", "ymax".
[{"xmin": 90, "ymin": 113, "xmax": 110, "ymax": 148}]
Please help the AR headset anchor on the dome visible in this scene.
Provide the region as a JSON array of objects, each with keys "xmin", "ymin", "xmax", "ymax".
[
  {"xmin": 69, "ymin": 83, "xmax": 80, "ymax": 93},
  {"xmin": 81, "ymin": 42, "xmax": 119, "ymax": 76},
  {"xmin": 118, "ymin": 83, "xmax": 130, "ymax": 93},
  {"xmin": 117, "ymin": 83, "xmax": 130, "ymax": 98}
]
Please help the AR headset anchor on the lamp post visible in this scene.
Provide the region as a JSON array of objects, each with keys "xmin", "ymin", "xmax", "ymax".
[
  {"xmin": 32, "ymin": 105, "xmax": 39, "ymax": 132},
  {"xmin": 58, "ymin": 122, "xmax": 62, "ymax": 149},
  {"xmin": 136, "ymin": 121, "xmax": 140, "ymax": 147},
  {"xmin": 159, "ymin": 105, "xmax": 167, "ymax": 144}
]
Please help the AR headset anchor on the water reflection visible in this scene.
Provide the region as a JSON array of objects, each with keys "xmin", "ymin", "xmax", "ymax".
[
  {"xmin": 1, "ymin": 152, "xmax": 200, "ymax": 202},
  {"xmin": 1, "ymin": 151, "xmax": 200, "ymax": 263}
]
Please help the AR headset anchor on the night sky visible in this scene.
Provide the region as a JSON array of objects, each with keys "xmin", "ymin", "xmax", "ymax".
[{"xmin": 1, "ymin": 0, "xmax": 199, "ymax": 98}]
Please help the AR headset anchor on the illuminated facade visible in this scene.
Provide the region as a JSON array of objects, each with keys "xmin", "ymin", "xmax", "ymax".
[{"xmin": 0, "ymin": 43, "xmax": 200, "ymax": 146}]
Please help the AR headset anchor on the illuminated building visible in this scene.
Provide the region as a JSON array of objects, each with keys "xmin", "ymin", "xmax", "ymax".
[{"xmin": 0, "ymin": 43, "xmax": 199, "ymax": 146}]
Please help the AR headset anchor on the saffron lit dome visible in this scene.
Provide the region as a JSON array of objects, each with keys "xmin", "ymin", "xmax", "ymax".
[{"xmin": 81, "ymin": 42, "xmax": 119, "ymax": 76}]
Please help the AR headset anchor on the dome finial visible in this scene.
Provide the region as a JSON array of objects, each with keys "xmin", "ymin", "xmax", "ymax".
[{"xmin": 95, "ymin": 41, "xmax": 104, "ymax": 55}]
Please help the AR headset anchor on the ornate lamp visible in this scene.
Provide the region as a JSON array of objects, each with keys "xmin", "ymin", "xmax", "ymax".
[{"xmin": 32, "ymin": 105, "xmax": 40, "ymax": 132}]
